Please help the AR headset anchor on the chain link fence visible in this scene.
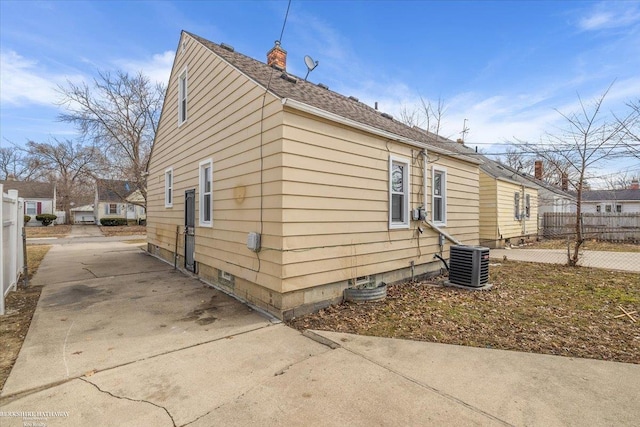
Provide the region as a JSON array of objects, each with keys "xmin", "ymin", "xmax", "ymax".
[{"xmin": 482, "ymin": 212, "xmax": 640, "ymax": 273}]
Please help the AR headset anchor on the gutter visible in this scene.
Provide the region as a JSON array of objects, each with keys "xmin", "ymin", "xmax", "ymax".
[{"xmin": 281, "ymin": 98, "xmax": 481, "ymax": 165}]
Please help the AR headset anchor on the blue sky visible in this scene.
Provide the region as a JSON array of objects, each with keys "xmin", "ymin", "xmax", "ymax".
[{"xmin": 1, "ymin": 1, "xmax": 639, "ymax": 181}]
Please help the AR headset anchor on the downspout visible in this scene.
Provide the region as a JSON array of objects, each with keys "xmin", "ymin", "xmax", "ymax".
[{"xmin": 422, "ymin": 149, "xmax": 428, "ymax": 210}]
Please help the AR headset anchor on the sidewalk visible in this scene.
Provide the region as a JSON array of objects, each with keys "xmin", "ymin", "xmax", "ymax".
[
  {"xmin": 491, "ymin": 248, "xmax": 640, "ymax": 272},
  {"xmin": 1, "ymin": 239, "xmax": 638, "ymax": 426}
]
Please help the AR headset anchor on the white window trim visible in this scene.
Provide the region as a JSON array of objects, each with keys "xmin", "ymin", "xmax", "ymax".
[
  {"xmin": 26, "ymin": 201, "xmax": 37, "ymax": 216},
  {"xmin": 165, "ymin": 167, "xmax": 173, "ymax": 208},
  {"xmin": 389, "ymin": 155, "xmax": 410, "ymax": 229},
  {"xmin": 178, "ymin": 67, "xmax": 188, "ymax": 126},
  {"xmin": 432, "ymin": 166, "xmax": 447, "ymax": 225},
  {"xmin": 199, "ymin": 158, "xmax": 213, "ymax": 227}
]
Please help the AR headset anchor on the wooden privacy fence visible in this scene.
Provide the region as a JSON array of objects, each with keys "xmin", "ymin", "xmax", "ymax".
[
  {"xmin": 540, "ymin": 212, "xmax": 640, "ymax": 243},
  {"xmin": 1, "ymin": 185, "xmax": 25, "ymax": 315}
]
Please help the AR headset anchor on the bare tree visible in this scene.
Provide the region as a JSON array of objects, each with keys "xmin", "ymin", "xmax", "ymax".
[
  {"xmin": 399, "ymin": 97, "xmax": 449, "ymax": 140},
  {"xmin": 518, "ymin": 84, "xmax": 630, "ymax": 266},
  {"xmin": 0, "ymin": 144, "xmax": 39, "ymax": 181},
  {"xmin": 615, "ymin": 98, "xmax": 640, "ymax": 159},
  {"xmin": 25, "ymin": 139, "xmax": 98, "ymax": 224},
  {"xmin": 57, "ymin": 71, "xmax": 165, "ymax": 208}
]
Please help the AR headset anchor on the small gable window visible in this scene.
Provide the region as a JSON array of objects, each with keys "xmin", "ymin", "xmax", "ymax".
[
  {"xmin": 389, "ymin": 156, "xmax": 410, "ymax": 229},
  {"xmin": 432, "ymin": 168, "xmax": 447, "ymax": 224},
  {"xmin": 165, "ymin": 167, "xmax": 173, "ymax": 208},
  {"xmin": 199, "ymin": 159, "xmax": 213, "ymax": 226},
  {"xmin": 178, "ymin": 68, "xmax": 188, "ymax": 125}
]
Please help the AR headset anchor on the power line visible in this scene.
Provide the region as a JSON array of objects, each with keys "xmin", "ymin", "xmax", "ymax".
[{"xmin": 279, "ymin": 0, "xmax": 292, "ymax": 43}]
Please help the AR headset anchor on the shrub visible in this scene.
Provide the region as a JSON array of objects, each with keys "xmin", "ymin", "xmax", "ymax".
[
  {"xmin": 36, "ymin": 213, "xmax": 57, "ymax": 226},
  {"xmin": 100, "ymin": 218, "xmax": 127, "ymax": 226},
  {"xmin": 24, "ymin": 215, "xmax": 31, "ymax": 223}
]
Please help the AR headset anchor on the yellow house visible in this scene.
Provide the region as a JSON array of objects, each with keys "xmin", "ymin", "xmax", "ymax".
[
  {"xmin": 477, "ymin": 158, "xmax": 539, "ymax": 248},
  {"xmin": 147, "ymin": 31, "xmax": 482, "ymax": 319}
]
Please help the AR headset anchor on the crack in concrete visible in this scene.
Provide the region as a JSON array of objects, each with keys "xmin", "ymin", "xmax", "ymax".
[
  {"xmin": 82, "ymin": 267, "xmax": 98, "ymax": 278},
  {"xmin": 336, "ymin": 344, "xmax": 515, "ymax": 427},
  {"xmin": 181, "ymin": 349, "xmax": 325, "ymax": 426},
  {"xmin": 1, "ymin": 323, "xmax": 274, "ymax": 403},
  {"xmin": 80, "ymin": 377, "xmax": 176, "ymax": 427}
]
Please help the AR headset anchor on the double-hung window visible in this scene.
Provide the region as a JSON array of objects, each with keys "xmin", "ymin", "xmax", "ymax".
[
  {"xmin": 432, "ymin": 168, "xmax": 446, "ymax": 224},
  {"xmin": 178, "ymin": 68, "xmax": 188, "ymax": 125},
  {"xmin": 389, "ymin": 156, "xmax": 410, "ymax": 229},
  {"xmin": 525, "ymin": 194, "xmax": 531, "ymax": 219},
  {"xmin": 108, "ymin": 203, "xmax": 118, "ymax": 215},
  {"xmin": 514, "ymin": 192, "xmax": 521, "ymax": 220},
  {"xmin": 26, "ymin": 201, "xmax": 37, "ymax": 216},
  {"xmin": 199, "ymin": 159, "xmax": 213, "ymax": 226},
  {"xmin": 165, "ymin": 167, "xmax": 173, "ymax": 208}
]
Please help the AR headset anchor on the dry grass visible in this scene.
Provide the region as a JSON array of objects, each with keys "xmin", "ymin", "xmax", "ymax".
[
  {"xmin": 99, "ymin": 225, "xmax": 147, "ymax": 237},
  {"xmin": 530, "ymin": 239, "xmax": 640, "ymax": 253},
  {"xmin": 1, "ymin": 245, "xmax": 52, "ymax": 391},
  {"xmin": 25, "ymin": 225, "xmax": 71, "ymax": 238},
  {"xmin": 288, "ymin": 261, "xmax": 640, "ymax": 364}
]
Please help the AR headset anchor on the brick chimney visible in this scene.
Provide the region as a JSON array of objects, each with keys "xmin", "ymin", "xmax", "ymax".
[
  {"xmin": 534, "ymin": 160, "xmax": 543, "ymax": 180},
  {"xmin": 561, "ymin": 172, "xmax": 569, "ymax": 191},
  {"xmin": 267, "ymin": 40, "xmax": 286, "ymax": 71},
  {"xmin": 631, "ymin": 179, "xmax": 639, "ymax": 190}
]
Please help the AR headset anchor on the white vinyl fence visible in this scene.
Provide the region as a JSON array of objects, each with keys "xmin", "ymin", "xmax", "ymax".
[{"xmin": 1, "ymin": 185, "xmax": 25, "ymax": 315}]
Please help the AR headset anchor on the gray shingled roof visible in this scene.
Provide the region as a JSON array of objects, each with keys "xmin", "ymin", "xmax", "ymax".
[
  {"xmin": 96, "ymin": 179, "xmax": 136, "ymax": 202},
  {"xmin": 581, "ymin": 189, "xmax": 640, "ymax": 202},
  {"xmin": 0, "ymin": 180, "xmax": 55, "ymax": 199},
  {"xmin": 186, "ymin": 31, "xmax": 476, "ymax": 162}
]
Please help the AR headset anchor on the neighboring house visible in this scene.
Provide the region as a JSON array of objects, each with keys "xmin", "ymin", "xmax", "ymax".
[
  {"xmin": 475, "ymin": 157, "xmax": 539, "ymax": 248},
  {"xmin": 147, "ymin": 31, "xmax": 482, "ymax": 320},
  {"xmin": 71, "ymin": 204, "xmax": 95, "ymax": 224},
  {"xmin": 581, "ymin": 184, "xmax": 640, "ymax": 214},
  {"xmin": 525, "ymin": 161, "xmax": 575, "ymax": 215},
  {"xmin": 0, "ymin": 179, "xmax": 56, "ymax": 226},
  {"xmin": 95, "ymin": 179, "xmax": 146, "ymax": 224}
]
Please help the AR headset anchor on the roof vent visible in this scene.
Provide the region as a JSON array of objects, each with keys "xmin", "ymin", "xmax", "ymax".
[
  {"xmin": 220, "ymin": 43, "xmax": 235, "ymax": 52},
  {"xmin": 348, "ymin": 96, "xmax": 359, "ymax": 102},
  {"xmin": 381, "ymin": 112, "xmax": 393, "ymax": 120},
  {"xmin": 317, "ymin": 83, "xmax": 329, "ymax": 90},
  {"xmin": 280, "ymin": 72, "xmax": 298, "ymax": 84}
]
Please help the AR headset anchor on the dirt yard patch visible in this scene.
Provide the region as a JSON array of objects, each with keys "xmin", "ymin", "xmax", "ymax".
[
  {"xmin": 1, "ymin": 245, "xmax": 52, "ymax": 390},
  {"xmin": 288, "ymin": 261, "xmax": 640, "ymax": 364},
  {"xmin": 99, "ymin": 225, "xmax": 147, "ymax": 237},
  {"xmin": 25, "ymin": 225, "xmax": 71, "ymax": 238}
]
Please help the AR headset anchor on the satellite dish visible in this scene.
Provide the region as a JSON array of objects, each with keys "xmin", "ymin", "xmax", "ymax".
[{"xmin": 304, "ymin": 55, "xmax": 319, "ymax": 81}]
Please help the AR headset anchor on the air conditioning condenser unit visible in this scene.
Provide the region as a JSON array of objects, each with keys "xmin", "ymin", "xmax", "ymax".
[{"xmin": 448, "ymin": 245, "xmax": 490, "ymax": 287}]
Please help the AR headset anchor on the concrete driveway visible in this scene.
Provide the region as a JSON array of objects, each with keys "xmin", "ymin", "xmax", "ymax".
[{"xmin": 1, "ymin": 238, "xmax": 639, "ymax": 426}]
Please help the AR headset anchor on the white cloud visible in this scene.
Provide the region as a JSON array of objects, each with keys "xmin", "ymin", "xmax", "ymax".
[
  {"xmin": 0, "ymin": 50, "xmax": 82, "ymax": 107},
  {"xmin": 115, "ymin": 50, "xmax": 175, "ymax": 86},
  {"xmin": 578, "ymin": 2, "xmax": 640, "ymax": 31}
]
